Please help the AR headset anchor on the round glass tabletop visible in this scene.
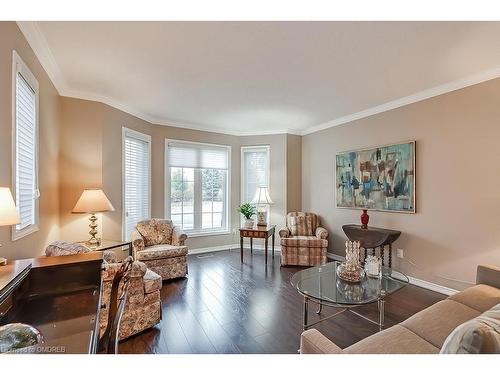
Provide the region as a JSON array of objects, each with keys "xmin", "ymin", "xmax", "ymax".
[{"xmin": 290, "ymin": 261, "xmax": 409, "ymax": 305}]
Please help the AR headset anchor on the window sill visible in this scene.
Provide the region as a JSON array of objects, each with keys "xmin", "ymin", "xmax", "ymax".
[
  {"xmin": 12, "ymin": 224, "xmax": 39, "ymax": 241},
  {"xmin": 185, "ymin": 230, "xmax": 231, "ymax": 238}
]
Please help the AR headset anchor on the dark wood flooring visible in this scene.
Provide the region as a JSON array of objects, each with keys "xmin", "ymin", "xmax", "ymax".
[{"xmin": 119, "ymin": 248, "xmax": 445, "ymax": 354}]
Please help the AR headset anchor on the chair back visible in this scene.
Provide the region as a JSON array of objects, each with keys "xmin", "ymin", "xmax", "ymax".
[
  {"xmin": 99, "ymin": 256, "xmax": 133, "ymax": 354},
  {"xmin": 286, "ymin": 212, "xmax": 321, "ymax": 236},
  {"xmin": 136, "ymin": 218, "xmax": 174, "ymax": 246}
]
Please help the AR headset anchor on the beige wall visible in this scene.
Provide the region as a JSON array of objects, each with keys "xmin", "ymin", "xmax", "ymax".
[
  {"xmin": 59, "ymin": 98, "xmax": 104, "ymax": 241},
  {"xmin": 0, "ymin": 22, "xmax": 61, "ymax": 260},
  {"xmin": 286, "ymin": 134, "xmax": 302, "ymax": 213},
  {"xmin": 302, "ymin": 78, "xmax": 500, "ymax": 291}
]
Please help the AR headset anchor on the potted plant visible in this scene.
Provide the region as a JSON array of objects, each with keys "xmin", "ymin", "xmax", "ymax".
[{"xmin": 237, "ymin": 203, "xmax": 257, "ymax": 229}]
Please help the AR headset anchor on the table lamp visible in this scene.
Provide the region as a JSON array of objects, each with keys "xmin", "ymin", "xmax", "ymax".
[
  {"xmin": 72, "ymin": 188, "xmax": 115, "ymax": 247},
  {"xmin": 0, "ymin": 187, "xmax": 21, "ymax": 266},
  {"xmin": 251, "ymin": 186, "xmax": 273, "ymax": 226}
]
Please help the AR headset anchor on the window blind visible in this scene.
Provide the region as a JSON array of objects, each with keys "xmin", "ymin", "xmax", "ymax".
[
  {"xmin": 15, "ymin": 72, "xmax": 38, "ymax": 231},
  {"xmin": 167, "ymin": 142, "xmax": 229, "ymax": 170},
  {"xmin": 242, "ymin": 147, "xmax": 269, "ymax": 203},
  {"xmin": 124, "ymin": 132, "xmax": 150, "ymax": 240}
]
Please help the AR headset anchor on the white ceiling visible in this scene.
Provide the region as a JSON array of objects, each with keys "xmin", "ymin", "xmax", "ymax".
[{"xmin": 19, "ymin": 21, "xmax": 500, "ymax": 135}]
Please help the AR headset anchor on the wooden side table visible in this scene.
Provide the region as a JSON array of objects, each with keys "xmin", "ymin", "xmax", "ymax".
[
  {"xmin": 342, "ymin": 224, "xmax": 401, "ymax": 267},
  {"xmin": 239, "ymin": 225, "xmax": 276, "ymax": 266}
]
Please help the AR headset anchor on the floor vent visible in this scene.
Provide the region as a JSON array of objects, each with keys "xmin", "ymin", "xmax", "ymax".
[{"xmin": 196, "ymin": 254, "xmax": 214, "ymax": 259}]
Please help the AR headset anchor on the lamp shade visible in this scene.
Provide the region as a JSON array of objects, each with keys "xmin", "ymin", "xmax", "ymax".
[
  {"xmin": 72, "ymin": 189, "xmax": 115, "ymax": 213},
  {"xmin": 251, "ymin": 186, "xmax": 274, "ymax": 205},
  {"xmin": 0, "ymin": 187, "xmax": 20, "ymax": 226}
]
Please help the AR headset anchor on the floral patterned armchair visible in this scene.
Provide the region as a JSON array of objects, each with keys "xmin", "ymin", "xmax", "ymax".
[
  {"xmin": 279, "ymin": 212, "xmax": 328, "ymax": 266},
  {"xmin": 131, "ymin": 218, "xmax": 188, "ymax": 281},
  {"xmin": 45, "ymin": 241, "xmax": 162, "ymax": 340}
]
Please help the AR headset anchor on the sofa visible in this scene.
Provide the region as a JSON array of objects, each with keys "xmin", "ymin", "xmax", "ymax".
[
  {"xmin": 131, "ymin": 218, "xmax": 188, "ymax": 281},
  {"xmin": 279, "ymin": 212, "xmax": 328, "ymax": 266},
  {"xmin": 300, "ymin": 264, "xmax": 500, "ymax": 354},
  {"xmin": 45, "ymin": 241, "xmax": 162, "ymax": 340}
]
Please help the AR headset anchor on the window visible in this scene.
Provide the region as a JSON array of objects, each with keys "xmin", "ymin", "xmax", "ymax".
[
  {"xmin": 166, "ymin": 140, "xmax": 230, "ymax": 236},
  {"xmin": 241, "ymin": 146, "xmax": 270, "ymax": 203},
  {"xmin": 123, "ymin": 128, "xmax": 151, "ymax": 241},
  {"xmin": 12, "ymin": 51, "xmax": 39, "ymax": 240}
]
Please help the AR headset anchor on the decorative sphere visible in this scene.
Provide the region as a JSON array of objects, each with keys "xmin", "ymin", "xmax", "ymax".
[{"xmin": 0, "ymin": 323, "xmax": 43, "ymax": 353}]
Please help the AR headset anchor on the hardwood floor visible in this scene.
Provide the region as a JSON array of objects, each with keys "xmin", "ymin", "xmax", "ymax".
[{"xmin": 119, "ymin": 249, "xmax": 445, "ymax": 354}]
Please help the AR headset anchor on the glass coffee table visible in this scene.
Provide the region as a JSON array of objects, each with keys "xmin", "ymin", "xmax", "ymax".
[{"xmin": 291, "ymin": 261, "xmax": 409, "ymax": 331}]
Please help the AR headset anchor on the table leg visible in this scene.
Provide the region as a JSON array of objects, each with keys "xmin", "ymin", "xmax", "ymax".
[
  {"xmin": 272, "ymin": 232, "xmax": 275, "ymax": 259},
  {"xmin": 378, "ymin": 299, "xmax": 385, "ymax": 330},
  {"xmin": 129, "ymin": 243, "xmax": 133, "ymax": 258},
  {"xmin": 265, "ymin": 236, "xmax": 268, "ymax": 266},
  {"xmin": 250, "ymin": 237, "xmax": 253, "ymax": 255},
  {"xmin": 389, "ymin": 244, "xmax": 392, "ymax": 268},
  {"xmin": 303, "ymin": 296, "xmax": 309, "ymax": 330},
  {"xmin": 240, "ymin": 235, "xmax": 243, "ymax": 263}
]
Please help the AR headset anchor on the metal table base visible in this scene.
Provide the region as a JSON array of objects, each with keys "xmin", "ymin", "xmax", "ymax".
[{"xmin": 302, "ymin": 295, "xmax": 386, "ymax": 331}]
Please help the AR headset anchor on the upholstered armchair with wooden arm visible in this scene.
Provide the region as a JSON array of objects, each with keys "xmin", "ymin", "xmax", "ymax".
[
  {"xmin": 45, "ymin": 241, "xmax": 162, "ymax": 341},
  {"xmin": 131, "ymin": 218, "xmax": 188, "ymax": 280},
  {"xmin": 100, "ymin": 260, "xmax": 162, "ymax": 340},
  {"xmin": 279, "ymin": 212, "xmax": 328, "ymax": 266}
]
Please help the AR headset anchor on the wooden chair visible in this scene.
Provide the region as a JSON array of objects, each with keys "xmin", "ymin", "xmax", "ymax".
[{"xmin": 99, "ymin": 256, "xmax": 133, "ymax": 354}]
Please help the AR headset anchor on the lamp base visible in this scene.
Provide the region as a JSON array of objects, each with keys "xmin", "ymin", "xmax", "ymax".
[
  {"xmin": 0, "ymin": 257, "xmax": 7, "ymax": 266},
  {"xmin": 256, "ymin": 211, "xmax": 267, "ymax": 226},
  {"xmin": 87, "ymin": 213, "xmax": 100, "ymax": 247}
]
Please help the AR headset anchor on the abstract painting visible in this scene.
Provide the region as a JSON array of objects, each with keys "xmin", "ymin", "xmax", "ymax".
[{"xmin": 336, "ymin": 141, "xmax": 415, "ymax": 213}]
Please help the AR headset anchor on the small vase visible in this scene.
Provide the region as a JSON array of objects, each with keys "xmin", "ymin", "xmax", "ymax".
[
  {"xmin": 360, "ymin": 209, "xmax": 369, "ymax": 229},
  {"xmin": 244, "ymin": 219, "xmax": 254, "ymax": 229}
]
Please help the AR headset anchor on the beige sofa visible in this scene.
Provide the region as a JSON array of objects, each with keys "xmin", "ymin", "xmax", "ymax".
[{"xmin": 300, "ymin": 265, "xmax": 500, "ymax": 354}]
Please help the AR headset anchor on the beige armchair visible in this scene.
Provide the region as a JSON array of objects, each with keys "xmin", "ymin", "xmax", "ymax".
[
  {"xmin": 131, "ymin": 218, "xmax": 188, "ymax": 281},
  {"xmin": 279, "ymin": 212, "xmax": 328, "ymax": 266}
]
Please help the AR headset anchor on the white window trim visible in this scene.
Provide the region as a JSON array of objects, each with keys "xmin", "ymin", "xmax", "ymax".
[
  {"xmin": 122, "ymin": 127, "xmax": 152, "ymax": 241},
  {"xmin": 240, "ymin": 145, "xmax": 271, "ymax": 204},
  {"xmin": 11, "ymin": 50, "xmax": 40, "ymax": 241},
  {"xmin": 165, "ymin": 138, "xmax": 231, "ymax": 237}
]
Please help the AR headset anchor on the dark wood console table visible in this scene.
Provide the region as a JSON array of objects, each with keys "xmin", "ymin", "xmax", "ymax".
[
  {"xmin": 342, "ymin": 224, "xmax": 401, "ymax": 267},
  {"xmin": 0, "ymin": 252, "xmax": 104, "ymax": 353}
]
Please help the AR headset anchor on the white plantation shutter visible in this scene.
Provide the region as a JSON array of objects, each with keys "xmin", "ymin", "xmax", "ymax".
[
  {"xmin": 123, "ymin": 129, "xmax": 151, "ymax": 241},
  {"xmin": 242, "ymin": 146, "xmax": 269, "ymax": 203},
  {"xmin": 13, "ymin": 51, "xmax": 39, "ymax": 239}
]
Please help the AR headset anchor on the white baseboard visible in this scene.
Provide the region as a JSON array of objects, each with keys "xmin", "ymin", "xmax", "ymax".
[
  {"xmin": 407, "ymin": 276, "xmax": 458, "ymax": 296},
  {"xmin": 189, "ymin": 243, "xmax": 281, "ymax": 255},
  {"xmin": 188, "ymin": 244, "xmax": 235, "ymax": 255},
  {"xmin": 327, "ymin": 252, "xmax": 458, "ymax": 296}
]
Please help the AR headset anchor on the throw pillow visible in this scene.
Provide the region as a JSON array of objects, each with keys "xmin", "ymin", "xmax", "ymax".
[
  {"xmin": 440, "ymin": 302, "xmax": 500, "ymax": 354},
  {"xmin": 137, "ymin": 219, "xmax": 173, "ymax": 246},
  {"xmin": 290, "ymin": 215, "xmax": 308, "ymax": 236}
]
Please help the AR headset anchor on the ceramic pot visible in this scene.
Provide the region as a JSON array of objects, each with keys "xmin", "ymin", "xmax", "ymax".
[{"xmin": 244, "ymin": 219, "xmax": 254, "ymax": 229}]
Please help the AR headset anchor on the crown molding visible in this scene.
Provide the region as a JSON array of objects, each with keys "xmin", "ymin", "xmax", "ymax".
[
  {"xmin": 302, "ymin": 66, "xmax": 500, "ymax": 135},
  {"xmin": 18, "ymin": 21, "xmax": 500, "ymax": 138},
  {"xmin": 16, "ymin": 21, "xmax": 69, "ymax": 94}
]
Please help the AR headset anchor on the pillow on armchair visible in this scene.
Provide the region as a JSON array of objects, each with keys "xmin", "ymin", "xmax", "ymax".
[
  {"xmin": 136, "ymin": 219, "xmax": 174, "ymax": 246},
  {"xmin": 289, "ymin": 215, "xmax": 313, "ymax": 236}
]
